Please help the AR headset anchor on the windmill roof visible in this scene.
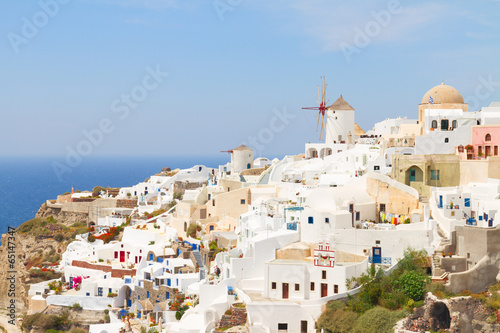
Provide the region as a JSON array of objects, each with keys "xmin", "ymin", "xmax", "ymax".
[
  {"xmin": 354, "ymin": 123, "xmax": 365, "ymax": 135},
  {"xmin": 327, "ymin": 95, "xmax": 354, "ymax": 111},
  {"xmin": 232, "ymin": 144, "xmax": 252, "ymax": 151}
]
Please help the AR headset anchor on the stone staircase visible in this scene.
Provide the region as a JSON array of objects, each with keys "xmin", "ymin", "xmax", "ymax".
[
  {"xmin": 217, "ymin": 304, "xmax": 247, "ymax": 330},
  {"xmin": 431, "ymin": 225, "xmax": 452, "ymax": 279}
]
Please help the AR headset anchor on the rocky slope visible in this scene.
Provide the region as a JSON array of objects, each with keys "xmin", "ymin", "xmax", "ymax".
[{"xmin": 0, "ymin": 203, "xmax": 88, "ymax": 314}]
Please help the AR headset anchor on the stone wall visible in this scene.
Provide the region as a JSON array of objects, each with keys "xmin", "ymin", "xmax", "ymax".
[
  {"xmin": 132, "ymin": 280, "xmax": 184, "ymax": 305},
  {"xmin": 116, "ymin": 199, "xmax": 137, "ymax": 209},
  {"xmin": 217, "ymin": 304, "xmax": 247, "ymax": 329},
  {"xmin": 366, "ymin": 173, "xmax": 420, "ymax": 222},
  {"xmin": 71, "ymin": 260, "xmax": 136, "ymax": 278}
]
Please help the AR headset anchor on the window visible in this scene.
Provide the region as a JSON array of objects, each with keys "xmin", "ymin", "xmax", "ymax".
[
  {"xmin": 464, "ymin": 198, "xmax": 471, "ymax": 207},
  {"xmin": 452, "ymin": 120, "xmax": 458, "ymax": 129},
  {"xmin": 322, "ymin": 270, "xmax": 327, "ymax": 279},
  {"xmin": 430, "ymin": 170, "xmax": 440, "ymax": 180},
  {"xmin": 271, "ymin": 282, "xmax": 277, "ymax": 290},
  {"xmin": 334, "ymin": 285, "xmax": 339, "ymax": 294},
  {"xmin": 86, "ymin": 293, "xmax": 90, "ymax": 296},
  {"xmin": 295, "ymin": 284, "xmax": 300, "ymax": 291},
  {"xmin": 209, "ymin": 225, "xmax": 214, "ymax": 231},
  {"xmin": 147, "ymin": 291, "xmax": 149, "ymax": 298},
  {"xmin": 431, "ymin": 120, "xmax": 438, "ymax": 129},
  {"xmin": 376, "ymin": 240, "xmax": 380, "ymax": 245},
  {"xmin": 325, "ymin": 218, "xmax": 329, "ymax": 224},
  {"xmin": 166, "ymin": 292, "xmax": 170, "ymax": 299},
  {"xmin": 138, "ymin": 295, "xmax": 141, "ymax": 300},
  {"xmin": 444, "ymin": 138, "xmax": 449, "ymax": 143},
  {"xmin": 374, "ymin": 165, "xmax": 380, "ymax": 171},
  {"xmin": 240, "ymin": 199, "xmax": 245, "ymax": 204},
  {"xmin": 308, "ymin": 216, "xmax": 314, "ymax": 224},
  {"xmin": 184, "ymin": 222, "xmax": 187, "ymax": 232},
  {"xmin": 380, "ymin": 204, "xmax": 386, "ymax": 212},
  {"xmin": 458, "ymin": 145, "xmax": 464, "ymax": 153},
  {"xmin": 495, "ymin": 146, "xmax": 498, "ymax": 156},
  {"xmin": 356, "ymin": 212, "xmax": 360, "ymax": 221},
  {"xmin": 486, "ymin": 133, "xmax": 492, "ymax": 141},
  {"xmin": 98, "ymin": 287, "xmax": 103, "ymax": 296},
  {"xmin": 349, "ymin": 204, "xmax": 354, "ymax": 212},
  {"xmin": 114, "ymin": 251, "xmax": 118, "ymax": 259},
  {"xmin": 310, "ymin": 282, "xmax": 315, "ymax": 291},
  {"xmin": 278, "ymin": 323, "xmax": 288, "ymax": 332},
  {"xmin": 109, "ymin": 288, "xmax": 112, "ymax": 293},
  {"xmin": 451, "ymin": 211, "xmax": 455, "ymax": 216}
]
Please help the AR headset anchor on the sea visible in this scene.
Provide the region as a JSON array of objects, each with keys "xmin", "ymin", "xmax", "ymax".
[{"xmin": 0, "ymin": 155, "xmax": 228, "ymax": 236}]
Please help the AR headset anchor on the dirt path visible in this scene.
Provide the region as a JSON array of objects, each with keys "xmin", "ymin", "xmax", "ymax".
[{"xmin": 0, "ymin": 313, "xmax": 21, "ymax": 333}]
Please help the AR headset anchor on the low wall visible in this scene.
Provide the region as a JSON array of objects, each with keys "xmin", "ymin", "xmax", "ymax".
[
  {"xmin": 72, "ymin": 260, "xmax": 136, "ymax": 278},
  {"xmin": 46, "ymin": 295, "xmax": 113, "ymax": 310}
]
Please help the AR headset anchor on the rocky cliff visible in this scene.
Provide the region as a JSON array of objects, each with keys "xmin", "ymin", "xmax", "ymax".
[{"xmin": 0, "ymin": 203, "xmax": 89, "ymax": 315}]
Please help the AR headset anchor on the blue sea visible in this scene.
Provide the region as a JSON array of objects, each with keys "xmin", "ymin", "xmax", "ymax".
[{"xmin": 0, "ymin": 155, "xmax": 227, "ymax": 236}]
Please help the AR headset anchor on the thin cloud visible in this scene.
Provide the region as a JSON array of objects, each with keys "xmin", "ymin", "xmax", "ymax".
[{"xmin": 251, "ymin": 1, "xmax": 450, "ymax": 52}]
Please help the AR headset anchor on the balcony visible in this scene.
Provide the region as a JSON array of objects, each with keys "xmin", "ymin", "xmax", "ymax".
[
  {"xmin": 466, "ymin": 218, "xmax": 477, "ymax": 226},
  {"xmin": 368, "ymin": 256, "xmax": 392, "ymax": 265},
  {"xmin": 286, "ymin": 222, "xmax": 298, "ymax": 231}
]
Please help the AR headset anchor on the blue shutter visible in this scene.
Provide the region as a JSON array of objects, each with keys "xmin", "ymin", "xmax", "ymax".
[{"xmin": 308, "ymin": 216, "xmax": 314, "ymax": 224}]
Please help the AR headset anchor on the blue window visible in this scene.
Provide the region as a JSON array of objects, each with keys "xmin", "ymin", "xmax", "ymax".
[
  {"xmin": 308, "ymin": 216, "xmax": 314, "ymax": 224},
  {"xmin": 125, "ymin": 278, "xmax": 132, "ymax": 284},
  {"xmin": 104, "ymin": 275, "xmax": 106, "ymax": 279},
  {"xmin": 166, "ymin": 292, "xmax": 170, "ymax": 299},
  {"xmin": 157, "ymin": 257, "xmax": 163, "ymax": 263},
  {"xmin": 98, "ymin": 288, "xmax": 103, "ymax": 296},
  {"xmin": 167, "ymin": 278, "xmax": 171, "ymax": 286},
  {"xmin": 86, "ymin": 293, "xmax": 90, "ymax": 296},
  {"xmin": 325, "ymin": 218, "xmax": 329, "ymax": 224},
  {"xmin": 147, "ymin": 291, "xmax": 150, "ymax": 298},
  {"xmin": 109, "ymin": 288, "xmax": 112, "ymax": 293},
  {"xmin": 210, "ymin": 225, "xmax": 214, "ymax": 231},
  {"xmin": 129, "ymin": 290, "xmax": 131, "ymax": 297},
  {"xmin": 149, "ymin": 253, "xmax": 154, "ymax": 261},
  {"xmin": 138, "ymin": 295, "xmax": 141, "ymax": 300},
  {"xmin": 177, "ymin": 279, "xmax": 179, "ymax": 286},
  {"xmin": 479, "ymin": 215, "xmax": 483, "ymax": 221},
  {"xmin": 464, "ymin": 198, "xmax": 471, "ymax": 207}
]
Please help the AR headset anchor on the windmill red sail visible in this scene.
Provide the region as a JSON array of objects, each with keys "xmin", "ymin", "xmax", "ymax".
[{"xmin": 302, "ymin": 76, "xmax": 329, "ymax": 141}]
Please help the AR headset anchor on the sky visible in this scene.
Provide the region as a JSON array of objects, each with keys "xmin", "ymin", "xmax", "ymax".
[{"xmin": 1, "ymin": 0, "xmax": 500, "ymax": 159}]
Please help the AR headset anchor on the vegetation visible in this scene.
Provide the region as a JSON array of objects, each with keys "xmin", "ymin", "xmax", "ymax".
[
  {"xmin": 22, "ymin": 311, "xmax": 71, "ymax": 331},
  {"xmin": 68, "ymin": 303, "xmax": 83, "ymax": 311},
  {"xmin": 318, "ymin": 248, "xmax": 430, "ymax": 333},
  {"xmin": 175, "ymin": 305, "xmax": 190, "ymax": 320},
  {"xmin": 29, "ymin": 268, "xmax": 62, "ymax": 281},
  {"xmin": 187, "ymin": 223, "xmax": 202, "ymax": 238}
]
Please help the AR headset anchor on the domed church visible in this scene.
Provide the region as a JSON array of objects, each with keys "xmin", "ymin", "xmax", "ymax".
[{"xmin": 418, "ymin": 82, "xmax": 468, "ymax": 129}]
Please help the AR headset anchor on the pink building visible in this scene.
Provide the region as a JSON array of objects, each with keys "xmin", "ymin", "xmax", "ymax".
[{"xmin": 470, "ymin": 125, "xmax": 500, "ymax": 159}]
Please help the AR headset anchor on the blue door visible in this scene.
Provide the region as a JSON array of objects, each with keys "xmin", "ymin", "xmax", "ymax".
[
  {"xmin": 489, "ymin": 219, "xmax": 493, "ymax": 227},
  {"xmin": 409, "ymin": 169, "xmax": 416, "ymax": 182},
  {"xmin": 439, "ymin": 195, "xmax": 443, "ymax": 208},
  {"xmin": 372, "ymin": 247, "xmax": 382, "ymax": 264},
  {"xmin": 127, "ymin": 299, "xmax": 132, "ymax": 307}
]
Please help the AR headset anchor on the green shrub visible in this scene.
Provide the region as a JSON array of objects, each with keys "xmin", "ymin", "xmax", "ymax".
[
  {"xmin": 54, "ymin": 233, "xmax": 65, "ymax": 242},
  {"xmin": 104, "ymin": 314, "xmax": 110, "ymax": 323},
  {"xmin": 69, "ymin": 303, "xmax": 82, "ymax": 311},
  {"xmin": 396, "ymin": 271, "xmax": 428, "ymax": 301},
  {"xmin": 326, "ymin": 300, "xmax": 346, "ymax": 311},
  {"xmin": 317, "ymin": 308, "xmax": 359, "ymax": 333},
  {"xmin": 351, "ymin": 307, "xmax": 405, "ymax": 333}
]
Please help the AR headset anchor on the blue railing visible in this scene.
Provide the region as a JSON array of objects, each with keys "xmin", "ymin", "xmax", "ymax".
[
  {"xmin": 286, "ymin": 223, "xmax": 298, "ymax": 231},
  {"xmin": 466, "ymin": 218, "xmax": 477, "ymax": 226},
  {"xmin": 368, "ymin": 256, "xmax": 392, "ymax": 265}
]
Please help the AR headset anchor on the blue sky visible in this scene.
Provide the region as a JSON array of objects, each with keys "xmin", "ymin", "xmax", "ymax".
[{"xmin": 1, "ymin": 0, "xmax": 500, "ymax": 158}]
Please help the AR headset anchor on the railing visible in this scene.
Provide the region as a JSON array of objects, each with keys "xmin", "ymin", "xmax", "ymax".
[
  {"xmin": 445, "ymin": 205, "xmax": 460, "ymax": 209},
  {"xmin": 286, "ymin": 223, "xmax": 298, "ymax": 231},
  {"xmin": 466, "ymin": 218, "xmax": 477, "ymax": 226},
  {"xmin": 368, "ymin": 256, "xmax": 392, "ymax": 265}
]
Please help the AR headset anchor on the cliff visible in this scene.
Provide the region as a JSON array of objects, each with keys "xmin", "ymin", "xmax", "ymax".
[{"xmin": 0, "ymin": 203, "xmax": 89, "ymax": 314}]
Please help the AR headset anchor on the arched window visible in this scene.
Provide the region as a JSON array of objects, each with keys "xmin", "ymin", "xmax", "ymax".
[
  {"xmin": 452, "ymin": 120, "xmax": 458, "ymax": 129},
  {"xmin": 486, "ymin": 134, "xmax": 492, "ymax": 141},
  {"xmin": 431, "ymin": 120, "xmax": 438, "ymax": 129}
]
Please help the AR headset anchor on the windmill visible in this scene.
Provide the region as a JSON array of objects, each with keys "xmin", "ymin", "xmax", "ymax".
[
  {"xmin": 302, "ymin": 76, "xmax": 329, "ymax": 141},
  {"xmin": 220, "ymin": 150, "xmax": 233, "ymax": 154}
]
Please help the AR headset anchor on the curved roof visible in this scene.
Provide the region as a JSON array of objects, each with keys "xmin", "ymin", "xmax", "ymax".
[{"xmin": 421, "ymin": 82, "xmax": 464, "ymax": 104}]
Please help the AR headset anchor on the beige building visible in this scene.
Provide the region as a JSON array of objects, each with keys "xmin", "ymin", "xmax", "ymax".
[{"xmin": 392, "ymin": 154, "xmax": 460, "ymax": 197}]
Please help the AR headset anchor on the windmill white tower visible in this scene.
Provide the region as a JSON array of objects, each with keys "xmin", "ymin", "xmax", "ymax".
[{"xmin": 325, "ymin": 95, "xmax": 355, "ymax": 145}]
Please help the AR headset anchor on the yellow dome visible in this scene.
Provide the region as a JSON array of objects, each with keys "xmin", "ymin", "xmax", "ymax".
[{"xmin": 421, "ymin": 82, "xmax": 464, "ymax": 104}]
